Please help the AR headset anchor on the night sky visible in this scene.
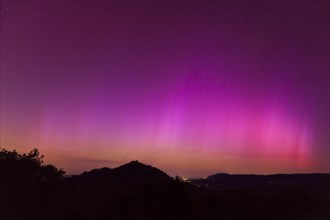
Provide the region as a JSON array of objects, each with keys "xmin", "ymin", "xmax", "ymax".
[{"xmin": 1, "ymin": 1, "xmax": 329, "ymax": 177}]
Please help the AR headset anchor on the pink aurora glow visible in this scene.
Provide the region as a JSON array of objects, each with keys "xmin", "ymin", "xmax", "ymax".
[{"xmin": 37, "ymin": 68, "xmax": 312, "ymax": 174}]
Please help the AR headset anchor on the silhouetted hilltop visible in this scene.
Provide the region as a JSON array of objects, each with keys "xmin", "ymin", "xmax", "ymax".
[
  {"xmin": 111, "ymin": 160, "xmax": 172, "ymax": 181},
  {"xmin": 64, "ymin": 161, "xmax": 194, "ymax": 220},
  {"xmin": 72, "ymin": 160, "xmax": 172, "ymax": 186}
]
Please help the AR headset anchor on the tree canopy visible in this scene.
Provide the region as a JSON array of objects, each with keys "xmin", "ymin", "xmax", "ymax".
[{"xmin": 0, "ymin": 148, "xmax": 65, "ymax": 182}]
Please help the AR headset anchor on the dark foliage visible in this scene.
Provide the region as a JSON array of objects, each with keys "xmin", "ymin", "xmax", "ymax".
[
  {"xmin": 1, "ymin": 148, "xmax": 329, "ymax": 220},
  {"xmin": 0, "ymin": 148, "xmax": 65, "ymax": 181},
  {"xmin": 0, "ymin": 148, "xmax": 65, "ymax": 220}
]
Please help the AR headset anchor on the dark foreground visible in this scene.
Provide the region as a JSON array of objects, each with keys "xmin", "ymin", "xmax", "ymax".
[{"xmin": 1, "ymin": 149, "xmax": 329, "ymax": 220}]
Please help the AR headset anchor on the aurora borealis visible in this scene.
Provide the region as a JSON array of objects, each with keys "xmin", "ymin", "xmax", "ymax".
[{"xmin": 1, "ymin": 1, "xmax": 329, "ymax": 176}]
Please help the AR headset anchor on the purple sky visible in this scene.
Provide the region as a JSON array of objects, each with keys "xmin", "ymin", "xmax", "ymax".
[{"xmin": 1, "ymin": 1, "xmax": 329, "ymax": 176}]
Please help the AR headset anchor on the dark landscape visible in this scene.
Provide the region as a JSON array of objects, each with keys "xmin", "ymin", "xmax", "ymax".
[{"xmin": 1, "ymin": 148, "xmax": 329, "ymax": 220}]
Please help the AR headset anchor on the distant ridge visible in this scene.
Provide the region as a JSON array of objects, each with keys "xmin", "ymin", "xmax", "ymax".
[{"xmin": 190, "ymin": 173, "xmax": 330, "ymax": 198}]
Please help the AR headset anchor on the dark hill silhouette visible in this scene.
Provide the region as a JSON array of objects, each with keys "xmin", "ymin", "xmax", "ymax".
[
  {"xmin": 112, "ymin": 160, "xmax": 171, "ymax": 180},
  {"xmin": 73, "ymin": 160, "xmax": 172, "ymax": 186},
  {"xmin": 64, "ymin": 161, "xmax": 194, "ymax": 220}
]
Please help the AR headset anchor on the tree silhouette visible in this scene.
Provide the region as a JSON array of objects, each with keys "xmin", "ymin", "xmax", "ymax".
[{"xmin": 0, "ymin": 148, "xmax": 64, "ymax": 181}]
